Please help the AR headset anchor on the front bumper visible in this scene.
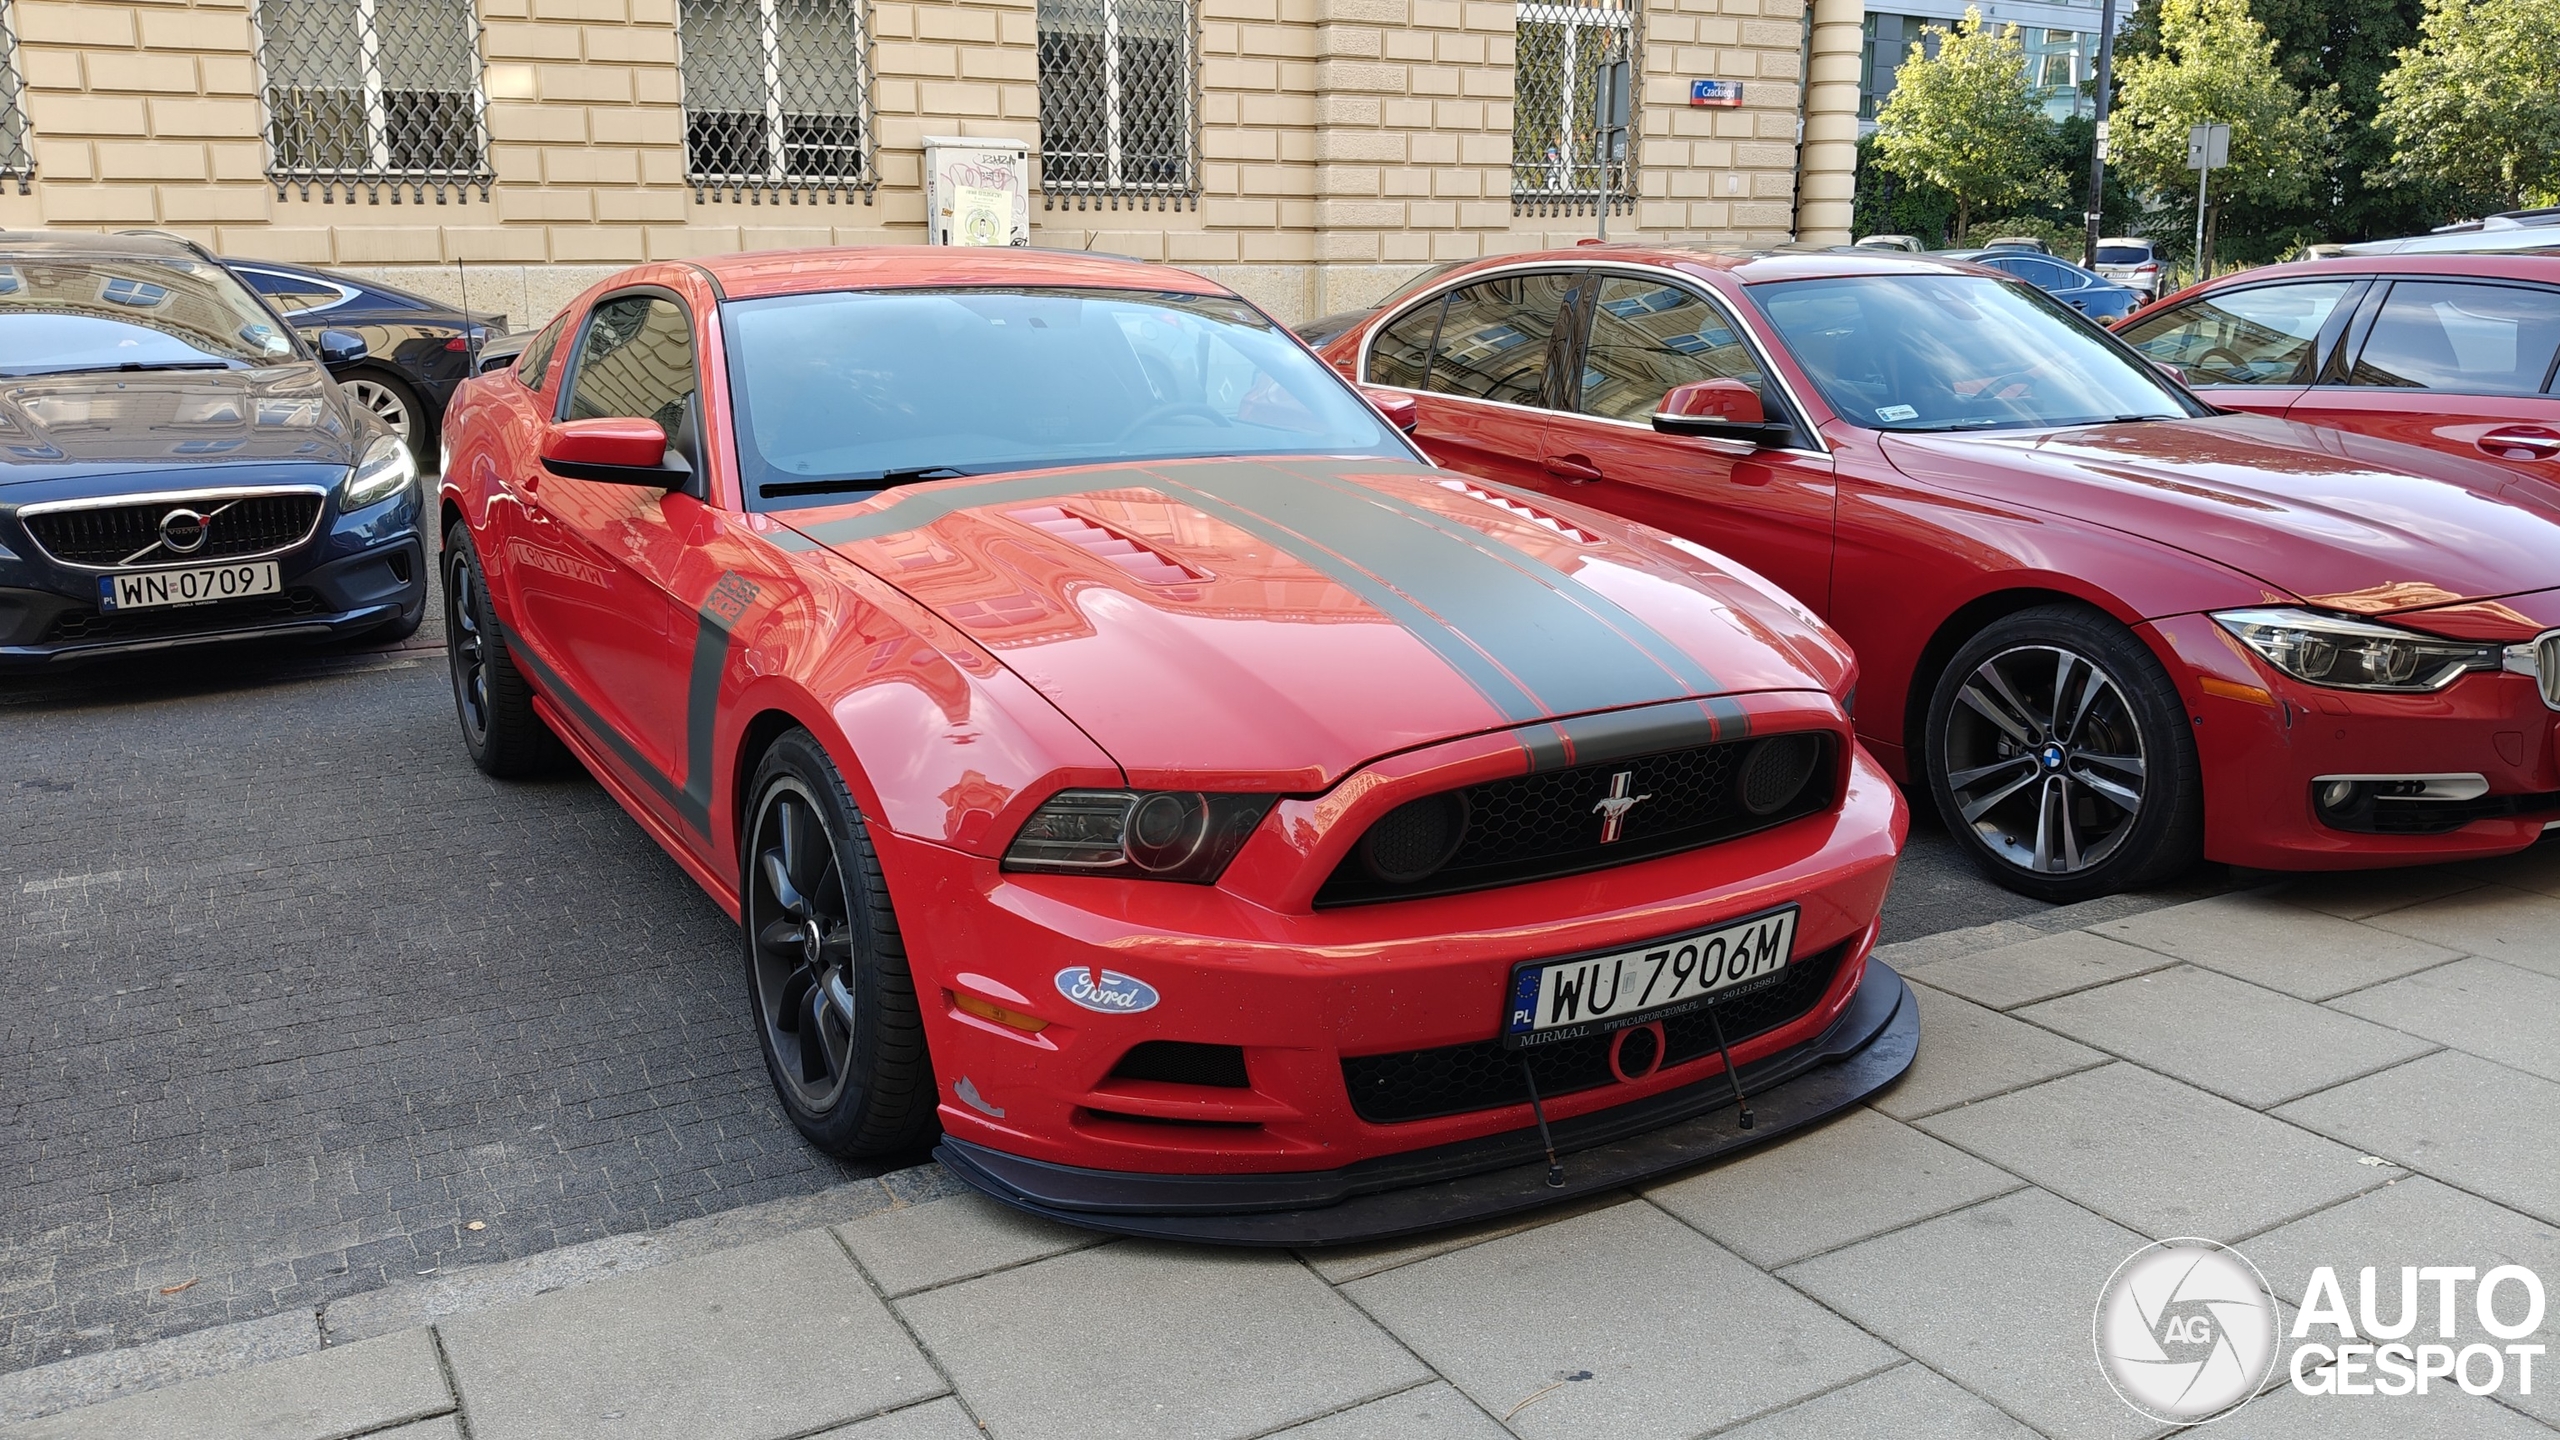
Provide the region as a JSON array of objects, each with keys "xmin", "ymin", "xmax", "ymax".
[
  {"xmin": 939, "ymin": 956, "xmax": 1916, "ymax": 1245},
  {"xmin": 2149, "ymin": 613, "xmax": 2560, "ymax": 869},
  {"xmin": 0, "ymin": 480, "xmax": 426, "ymax": 668}
]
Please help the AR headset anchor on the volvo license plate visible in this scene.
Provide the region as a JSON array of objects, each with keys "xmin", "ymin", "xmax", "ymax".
[
  {"xmin": 98, "ymin": 562, "xmax": 281, "ymax": 612},
  {"xmin": 1502, "ymin": 906, "xmax": 1798, "ymax": 1049}
]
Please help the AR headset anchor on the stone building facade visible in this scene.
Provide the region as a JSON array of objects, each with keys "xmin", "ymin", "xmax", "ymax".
[{"xmin": 0, "ymin": 0, "xmax": 1861, "ymax": 327}]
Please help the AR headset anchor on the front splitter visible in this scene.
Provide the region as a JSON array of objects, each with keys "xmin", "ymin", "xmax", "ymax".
[{"xmin": 936, "ymin": 958, "xmax": 1919, "ymax": 1247}]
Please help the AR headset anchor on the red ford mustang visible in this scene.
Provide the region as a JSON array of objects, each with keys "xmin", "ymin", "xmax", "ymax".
[
  {"xmin": 1319, "ymin": 247, "xmax": 2560, "ymax": 899},
  {"xmin": 436, "ymin": 248, "xmax": 1912, "ymax": 1243}
]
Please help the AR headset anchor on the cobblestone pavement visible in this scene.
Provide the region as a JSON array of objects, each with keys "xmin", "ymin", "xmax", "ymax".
[{"xmin": 0, "ymin": 533, "xmax": 2198, "ymax": 1380}]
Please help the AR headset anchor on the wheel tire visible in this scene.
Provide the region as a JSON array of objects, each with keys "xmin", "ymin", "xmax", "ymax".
[
  {"xmin": 741, "ymin": 729, "xmax": 938, "ymax": 1159},
  {"xmin": 443, "ymin": 520, "xmax": 565, "ymax": 778},
  {"xmin": 345, "ymin": 370, "xmax": 433, "ymax": 467},
  {"xmin": 1923, "ymin": 603, "xmax": 2202, "ymax": 903}
]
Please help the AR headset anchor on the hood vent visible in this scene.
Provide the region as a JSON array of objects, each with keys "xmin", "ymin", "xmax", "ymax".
[
  {"xmin": 1008, "ymin": 506, "xmax": 1204, "ymax": 586},
  {"xmin": 1434, "ymin": 479, "xmax": 1601, "ymax": 545}
]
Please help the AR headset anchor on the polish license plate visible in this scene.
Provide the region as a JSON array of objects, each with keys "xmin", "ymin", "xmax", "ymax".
[
  {"xmin": 97, "ymin": 562, "xmax": 281, "ymax": 612},
  {"xmin": 1502, "ymin": 906, "xmax": 1798, "ymax": 1049}
]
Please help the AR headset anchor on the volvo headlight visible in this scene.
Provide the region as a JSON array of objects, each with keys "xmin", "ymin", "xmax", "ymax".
[
  {"xmin": 2214, "ymin": 607, "xmax": 2504, "ymax": 693},
  {"xmin": 341, "ymin": 432, "xmax": 417, "ymax": 510},
  {"xmin": 1003, "ymin": 790, "xmax": 1276, "ymax": 883}
]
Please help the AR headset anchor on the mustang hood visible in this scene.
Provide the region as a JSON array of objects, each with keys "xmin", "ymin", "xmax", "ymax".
[
  {"xmin": 1882, "ymin": 412, "xmax": 2560, "ymax": 615},
  {"xmin": 0, "ymin": 364, "xmax": 359, "ymax": 488},
  {"xmin": 783, "ymin": 457, "xmax": 1846, "ymax": 786}
]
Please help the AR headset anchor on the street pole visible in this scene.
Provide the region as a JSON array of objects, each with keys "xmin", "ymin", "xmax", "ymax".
[
  {"xmin": 2082, "ymin": 0, "xmax": 2117, "ymax": 268},
  {"xmin": 2193, "ymin": 161, "xmax": 2209, "ymax": 283},
  {"xmin": 1594, "ymin": 49, "xmax": 1631, "ymax": 243}
]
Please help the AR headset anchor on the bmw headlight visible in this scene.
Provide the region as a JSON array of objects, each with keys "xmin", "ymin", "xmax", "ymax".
[
  {"xmin": 2214, "ymin": 607, "xmax": 2505, "ymax": 693},
  {"xmin": 1003, "ymin": 790, "xmax": 1276, "ymax": 883},
  {"xmin": 341, "ymin": 433, "xmax": 417, "ymax": 510}
]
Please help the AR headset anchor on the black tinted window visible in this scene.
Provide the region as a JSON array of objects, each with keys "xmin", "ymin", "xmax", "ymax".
[
  {"xmin": 516, "ymin": 312, "xmax": 569, "ymax": 389},
  {"xmin": 1424, "ymin": 273, "xmax": 1573, "ymax": 406},
  {"xmin": 2351, "ymin": 282, "xmax": 2560, "ymax": 394},
  {"xmin": 2120, "ymin": 281, "xmax": 2358, "ymax": 385},
  {"xmin": 1368, "ymin": 296, "xmax": 1442, "ymax": 389},
  {"xmin": 2095, "ymin": 244, "xmax": 2151, "ymax": 266},
  {"xmin": 243, "ymin": 269, "xmax": 345, "ymax": 313},
  {"xmin": 1578, "ymin": 277, "xmax": 1766, "ymax": 422},
  {"xmin": 2005, "ymin": 258, "xmax": 2081, "ymax": 291},
  {"xmin": 563, "ymin": 296, "xmax": 695, "ymax": 433}
]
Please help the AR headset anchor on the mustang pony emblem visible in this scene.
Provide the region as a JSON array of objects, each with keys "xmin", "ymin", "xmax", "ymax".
[{"xmin": 1592, "ymin": 770, "xmax": 1652, "ymax": 843}]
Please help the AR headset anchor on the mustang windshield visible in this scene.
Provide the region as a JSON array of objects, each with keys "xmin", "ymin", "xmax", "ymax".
[
  {"xmin": 1752, "ymin": 274, "xmax": 2200, "ymax": 433},
  {"xmin": 0, "ymin": 257, "xmax": 295, "ymax": 376},
  {"xmin": 723, "ymin": 286, "xmax": 1412, "ymax": 506}
]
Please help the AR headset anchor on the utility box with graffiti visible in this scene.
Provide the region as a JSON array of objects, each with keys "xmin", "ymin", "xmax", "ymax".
[{"xmin": 923, "ymin": 138, "xmax": 1032, "ymax": 247}]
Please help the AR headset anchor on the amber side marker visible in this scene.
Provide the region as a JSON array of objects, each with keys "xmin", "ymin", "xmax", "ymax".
[{"xmin": 954, "ymin": 992, "xmax": 1050, "ymax": 1033}]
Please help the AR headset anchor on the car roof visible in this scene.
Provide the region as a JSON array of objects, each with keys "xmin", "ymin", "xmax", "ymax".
[
  {"xmin": 2187, "ymin": 253, "xmax": 2560, "ymax": 286},
  {"xmin": 697, "ymin": 245, "xmax": 1239, "ymax": 302},
  {"xmin": 0, "ymin": 228, "xmax": 211, "ymax": 263},
  {"xmin": 1365, "ymin": 243, "xmax": 2003, "ymax": 289}
]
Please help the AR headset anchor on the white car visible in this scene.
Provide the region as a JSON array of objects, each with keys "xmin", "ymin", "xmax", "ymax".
[{"xmin": 2094, "ymin": 237, "xmax": 2164, "ymax": 298}]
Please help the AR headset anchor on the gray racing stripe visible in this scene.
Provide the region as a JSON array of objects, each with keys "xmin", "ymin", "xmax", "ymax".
[
  {"xmin": 783, "ymin": 470, "xmax": 1170, "ymax": 548},
  {"xmin": 1157, "ymin": 462, "xmax": 1699, "ymax": 722}
]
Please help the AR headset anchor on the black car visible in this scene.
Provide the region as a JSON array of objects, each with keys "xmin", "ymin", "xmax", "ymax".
[
  {"xmin": 0, "ymin": 231, "xmax": 429, "ymax": 667},
  {"xmin": 218, "ymin": 253, "xmax": 504, "ymax": 465}
]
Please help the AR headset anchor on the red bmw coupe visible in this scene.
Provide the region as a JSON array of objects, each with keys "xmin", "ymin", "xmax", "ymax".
[
  {"xmin": 1319, "ymin": 247, "xmax": 2560, "ymax": 900},
  {"xmin": 436, "ymin": 248, "xmax": 1912, "ymax": 1243}
]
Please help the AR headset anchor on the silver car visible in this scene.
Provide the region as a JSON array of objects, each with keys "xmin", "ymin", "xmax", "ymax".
[{"xmin": 2093, "ymin": 237, "xmax": 2165, "ymax": 298}]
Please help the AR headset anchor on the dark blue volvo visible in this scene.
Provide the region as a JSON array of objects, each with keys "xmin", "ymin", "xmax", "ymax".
[{"xmin": 0, "ymin": 231, "xmax": 428, "ymax": 668}]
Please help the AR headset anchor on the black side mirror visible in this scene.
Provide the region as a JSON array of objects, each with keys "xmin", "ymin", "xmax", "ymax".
[{"xmin": 317, "ymin": 329, "xmax": 368, "ymax": 365}]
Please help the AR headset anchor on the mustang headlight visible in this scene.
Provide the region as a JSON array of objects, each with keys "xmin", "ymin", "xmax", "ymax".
[
  {"xmin": 1003, "ymin": 790, "xmax": 1276, "ymax": 883},
  {"xmin": 341, "ymin": 433, "xmax": 417, "ymax": 510},
  {"xmin": 2214, "ymin": 607, "xmax": 2505, "ymax": 693}
]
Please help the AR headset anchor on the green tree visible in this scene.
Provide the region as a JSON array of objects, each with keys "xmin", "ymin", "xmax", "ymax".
[
  {"xmin": 2113, "ymin": 0, "xmax": 2338, "ymax": 270},
  {"xmin": 2375, "ymin": 0, "xmax": 2560, "ymax": 210},
  {"xmin": 1869, "ymin": 9, "xmax": 2063, "ymax": 238}
]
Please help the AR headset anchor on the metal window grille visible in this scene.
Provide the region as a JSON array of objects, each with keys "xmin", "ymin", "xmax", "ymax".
[
  {"xmin": 678, "ymin": 0, "xmax": 874, "ymax": 205},
  {"xmin": 1512, "ymin": 0, "xmax": 1638, "ymax": 218},
  {"xmin": 252, "ymin": 0, "xmax": 491, "ymax": 203},
  {"xmin": 0, "ymin": 1, "xmax": 31, "ymax": 193},
  {"xmin": 1038, "ymin": 0, "xmax": 1197, "ymax": 211}
]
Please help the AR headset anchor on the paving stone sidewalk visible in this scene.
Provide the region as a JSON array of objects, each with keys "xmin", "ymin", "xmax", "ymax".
[{"xmin": 7, "ymin": 850, "xmax": 2560, "ymax": 1440}]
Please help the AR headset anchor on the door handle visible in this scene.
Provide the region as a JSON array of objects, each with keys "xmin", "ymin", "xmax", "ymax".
[
  {"xmin": 2479, "ymin": 427, "xmax": 2560, "ymax": 461},
  {"xmin": 1544, "ymin": 453, "xmax": 1603, "ymax": 483}
]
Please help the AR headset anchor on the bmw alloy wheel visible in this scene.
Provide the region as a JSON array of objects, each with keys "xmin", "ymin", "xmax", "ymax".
[
  {"xmin": 747, "ymin": 779, "xmax": 861, "ymax": 1113},
  {"xmin": 346, "ymin": 376, "xmax": 412, "ymax": 444},
  {"xmin": 1939, "ymin": 643, "xmax": 2147, "ymax": 876}
]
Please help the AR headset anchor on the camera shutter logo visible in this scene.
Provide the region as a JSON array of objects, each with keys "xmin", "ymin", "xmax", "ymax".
[{"xmin": 2094, "ymin": 1238, "xmax": 2279, "ymax": 1423}]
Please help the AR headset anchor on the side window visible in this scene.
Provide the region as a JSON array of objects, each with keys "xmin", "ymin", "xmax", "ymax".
[
  {"xmin": 2011, "ymin": 258, "xmax": 2080, "ymax": 292},
  {"xmin": 2350, "ymin": 282, "xmax": 2560, "ymax": 395},
  {"xmin": 1366, "ymin": 296, "xmax": 1443, "ymax": 390},
  {"xmin": 2119, "ymin": 281, "xmax": 2360, "ymax": 386},
  {"xmin": 516, "ymin": 312, "xmax": 571, "ymax": 390},
  {"xmin": 1577, "ymin": 277, "xmax": 1767, "ymax": 422},
  {"xmin": 242, "ymin": 268, "xmax": 348, "ymax": 314},
  {"xmin": 561, "ymin": 295, "xmax": 696, "ymax": 434},
  {"xmin": 1424, "ymin": 273, "xmax": 1574, "ymax": 406}
]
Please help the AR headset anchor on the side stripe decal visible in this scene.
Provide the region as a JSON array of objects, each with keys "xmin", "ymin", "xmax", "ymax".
[{"xmin": 511, "ymin": 636, "xmax": 710, "ymax": 834}]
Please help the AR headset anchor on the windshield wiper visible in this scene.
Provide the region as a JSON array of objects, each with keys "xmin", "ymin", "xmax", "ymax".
[
  {"xmin": 759, "ymin": 465, "xmax": 975, "ymax": 499},
  {"xmin": 2, "ymin": 360, "xmax": 241, "ymax": 378},
  {"xmin": 1889, "ymin": 418, "xmax": 2010, "ymax": 433}
]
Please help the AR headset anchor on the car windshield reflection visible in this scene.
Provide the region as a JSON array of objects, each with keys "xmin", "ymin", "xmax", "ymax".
[
  {"xmin": 722, "ymin": 286, "xmax": 1411, "ymax": 507},
  {"xmin": 1753, "ymin": 275, "xmax": 2197, "ymax": 434}
]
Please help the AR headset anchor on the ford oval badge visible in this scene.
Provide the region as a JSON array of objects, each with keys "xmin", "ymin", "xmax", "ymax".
[{"xmin": 1054, "ymin": 966, "xmax": 1160, "ymax": 1014}]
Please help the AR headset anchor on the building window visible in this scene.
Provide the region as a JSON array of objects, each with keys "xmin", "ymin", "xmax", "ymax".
[
  {"xmin": 252, "ymin": 0, "xmax": 490, "ymax": 202},
  {"xmin": 1512, "ymin": 0, "xmax": 1640, "ymax": 218},
  {"xmin": 1, "ymin": 0, "xmax": 33, "ymax": 193},
  {"xmin": 678, "ymin": 0, "xmax": 874, "ymax": 204},
  {"xmin": 1038, "ymin": 0, "xmax": 1198, "ymax": 210}
]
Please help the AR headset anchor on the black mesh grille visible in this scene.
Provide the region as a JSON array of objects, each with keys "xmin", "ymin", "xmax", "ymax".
[
  {"xmin": 1341, "ymin": 943, "xmax": 1847, "ymax": 1124},
  {"xmin": 2347, "ymin": 793, "xmax": 2560, "ymax": 835},
  {"xmin": 23, "ymin": 494, "xmax": 325, "ymax": 568},
  {"xmin": 42, "ymin": 588, "xmax": 328, "ymax": 644},
  {"xmin": 1318, "ymin": 733, "xmax": 1835, "ymax": 906}
]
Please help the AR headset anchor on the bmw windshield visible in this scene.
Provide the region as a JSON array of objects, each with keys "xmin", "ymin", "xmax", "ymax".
[
  {"xmin": 722, "ymin": 286, "xmax": 1413, "ymax": 507},
  {"xmin": 1752, "ymin": 274, "xmax": 2203, "ymax": 433},
  {"xmin": 0, "ymin": 257, "xmax": 296, "ymax": 377}
]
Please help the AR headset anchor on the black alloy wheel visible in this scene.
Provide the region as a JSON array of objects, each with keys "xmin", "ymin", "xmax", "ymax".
[
  {"xmin": 742, "ymin": 730, "xmax": 935, "ymax": 1158},
  {"xmin": 442, "ymin": 521, "xmax": 563, "ymax": 777},
  {"xmin": 1925, "ymin": 604, "xmax": 2201, "ymax": 903}
]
